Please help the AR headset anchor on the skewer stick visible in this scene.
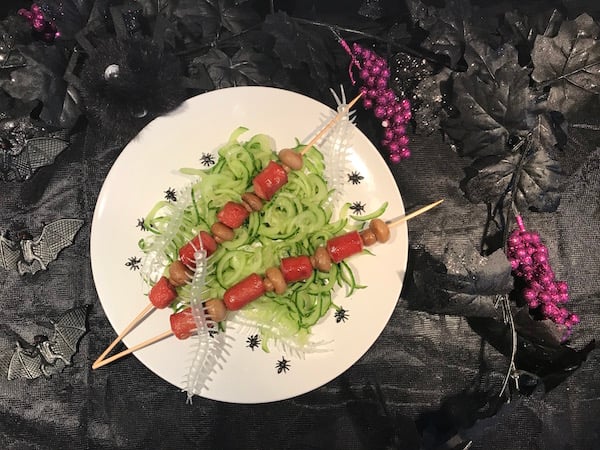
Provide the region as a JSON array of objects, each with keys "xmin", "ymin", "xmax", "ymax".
[
  {"xmin": 93, "ymin": 92, "xmax": 364, "ymax": 367},
  {"xmin": 93, "ymin": 199, "xmax": 443, "ymax": 370},
  {"xmin": 386, "ymin": 199, "xmax": 444, "ymax": 228},
  {"xmin": 300, "ymin": 92, "xmax": 363, "ymax": 156},
  {"xmin": 92, "ymin": 329, "xmax": 173, "ymax": 370},
  {"xmin": 92, "ymin": 303, "xmax": 155, "ymax": 368}
]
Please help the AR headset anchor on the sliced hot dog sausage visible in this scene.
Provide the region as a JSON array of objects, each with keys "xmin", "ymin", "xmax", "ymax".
[
  {"xmin": 149, "ymin": 276, "xmax": 178, "ymax": 309},
  {"xmin": 217, "ymin": 201, "xmax": 250, "ymax": 229},
  {"xmin": 170, "ymin": 307, "xmax": 196, "ymax": 340},
  {"xmin": 223, "ymin": 273, "xmax": 266, "ymax": 311},
  {"xmin": 280, "ymin": 255, "xmax": 313, "ymax": 283},
  {"xmin": 179, "ymin": 231, "xmax": 217, "ymax": 266},
  {"xmin": 326, "ymin": 230, "xmax": 364, "ymax": 263},
  {"xmin": 252, "ymin": 161, "xmax": 288, "ymax": 201}
]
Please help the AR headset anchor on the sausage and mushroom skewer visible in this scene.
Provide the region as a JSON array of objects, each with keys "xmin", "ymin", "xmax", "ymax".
[
  {"xmin": 92, "ymin": 200, "xmax": 443, "ymax": 369},
  {"xmin": 93, "ymin": 94, "xmax": 362, "ymax": 368}
]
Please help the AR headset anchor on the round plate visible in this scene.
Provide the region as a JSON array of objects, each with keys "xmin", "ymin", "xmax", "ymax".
[{"xmin": 90, "ymin": 86, "xmax": 407, "ymax": 403}]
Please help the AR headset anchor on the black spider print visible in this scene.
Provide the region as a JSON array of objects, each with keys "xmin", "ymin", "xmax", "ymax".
[
  {"xmin": 350, "ymin": 201, "xmax": 366, "ymax": 215},
  {"xmin": 276, "ymin": 357, "xmax": 291, "ymax": 374},
  {"xmin": 200, "ymin": 153, "xmax": 216, "ymax": 167},
  {"xmin": 164, "ymin": 188, "xmax": 177, "ymax": 202},
  {"xmin": 136, "ymin": 218, "xmax": 147, "ymax": 231},
  {"xmin": 348, "ymin": 171, "xmax": 364, "ymax": 185},
  {"xmin": 334, "ymin": 307, "xmax": 349, "ymax": 323},
  {"xmin": 246, "ymin": 334, "xmax": 261, "ymax": 350},
  {"xmin": 125, "ymin": 256, "xmax": 142, "ymax": 271}
]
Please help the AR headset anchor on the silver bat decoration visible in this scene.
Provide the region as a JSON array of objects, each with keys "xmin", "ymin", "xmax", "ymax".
[
  {"xmin": 0, "ymin": 219, "xmax": 84, "ymax": 275},
  {"xmin": 0, "ymin": 118, "xmax": 70, "ymax": 182},
  {"xmin": 3, "ymin": 306, "xmax": 89, "ymax": 380}
]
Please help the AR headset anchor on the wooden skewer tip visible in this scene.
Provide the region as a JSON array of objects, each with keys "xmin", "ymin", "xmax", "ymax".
[
  {"xmin": 387, "ymin": 199, "xmax": 444, "ymax": 228},
  {"xmin": 301, "ymin": 92, "xmax": 363, "ymax": 155},
  {"xmin": 92, "ymin": 329, "xmax": 174, "ymax": 370},
  {"xmin": 92, "ymin": 302, "xmax": 155, "ymax": 367}
]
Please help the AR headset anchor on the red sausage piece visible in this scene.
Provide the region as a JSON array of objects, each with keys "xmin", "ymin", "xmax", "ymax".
[
  {"xmin": 217, "ymin": 201, "xmax": 250, "ymax": 229},
  {"xmin": 179, "ymin": 231, "xmax": 217, "ymax": 266},
  {"xmin": 149, "ymin": 276, "xmax": 177, "ymax": 309},
  {"xmin": 280, "ymin": 255, "xmax": 314, "ymax": 283},
  {"xmin": 223, "ymin": 273, "xmax": 266, "ymax": 311},
  {"xmin": 170, "ymin": 307, "xmax": 196, "ymax": 340},
  {"xmin": 326, "ymin": 230, "xmax": 364, "ymax": 263},
  {"xmin": 252, "ymin": 161, "xmax": 288, "ymax": 201}
]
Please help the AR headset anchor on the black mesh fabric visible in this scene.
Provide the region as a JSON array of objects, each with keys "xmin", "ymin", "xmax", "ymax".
[{"xmin": 1, "ymin": 2, "xmax": 600, "ymax": 449}]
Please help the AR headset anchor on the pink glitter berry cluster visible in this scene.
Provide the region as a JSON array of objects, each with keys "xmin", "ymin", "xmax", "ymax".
[
  {"xmin": 344, "ymin": 42, "xmax": 412, "ymax": 163},
  {"xmin": 507, "ymin": 216, "xmax": 579, "ymax": 339},
  {"xmin": 18, "ymin": 4, "xmax": 60, "ymax": 42}
]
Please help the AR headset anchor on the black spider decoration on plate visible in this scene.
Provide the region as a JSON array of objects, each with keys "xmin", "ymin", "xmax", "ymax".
[
  {"xmin": 125, "ymin": 256, "xmax": 141, "ymax": 270},
  {"xmin": 350, "ymin": 201, "xmax": 366, "ymax": 215},
  {"xmin": 164, "ymin": 188, "xmax": 177, "ymax": 202},
  {"xmin": 275, "ymin": 357, "xmax": 291, "ymax": 374},
  {"xmin": 136, "ymin": 218, "xmax": 147, "ymax": 231},
  {"xmin": 334, "ymin": 307, "xmax": 350, "ymax": 323},
  {"xmin": 246, "ymin": 334, "xmax": 261, "ymax": 350},
  {"xmin": 200, "ymin": 153, "xmax": 216, "ymax": 167},
  {"xmin": 347, "ymin": 171, "xmax": 364, "ymax": 185}
]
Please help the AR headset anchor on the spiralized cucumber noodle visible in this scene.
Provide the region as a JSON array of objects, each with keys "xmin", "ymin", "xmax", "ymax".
[{"xmin": 138, "ymin": 127, "xmax": 386, "ymax": 353}]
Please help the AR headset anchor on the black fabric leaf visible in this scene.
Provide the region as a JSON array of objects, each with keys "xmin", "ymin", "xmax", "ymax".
[
  {"xmin": 0, "ymin": 42, "xmax": 80, "ymax": 128},
  {"xmin": 407, "ymin": 0, "xmax": 472, "ymax": 68},
  {"xmin": 462, "ymin": 118, "xmax": 562, "ymax": 212},
  {"xmin": 531, "ymin": 13, "xmax": 600, "ymax": 119},
  {"xmin": 500, "ymin": 8, "xmax": 564, "ymax": 56},
  {"xmin": 515, "ymin": 145, "xmax": 561, "ymax": 212},
  {"xmin": 173, "ymin": 0, "xmax": 261, "ymax": 44},
  {"xmin": 406, "ymin": 242, "xmax": 513, "ymax": 318},
  {"xmin": 192, "ymin": 47, "xmax": 276, "ymax": 88},
  {"xmin": 263, "ymin": 12, "xmax": 335, "ymax": 96},
  {"xmin": 443, "ymin": 42, "xmax": 531, "ymax": 158}
]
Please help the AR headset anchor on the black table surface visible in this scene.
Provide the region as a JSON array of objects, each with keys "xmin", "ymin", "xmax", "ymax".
[{"xmin": 1, "ymin": 1, "xmax": 600, "ymax": 449}]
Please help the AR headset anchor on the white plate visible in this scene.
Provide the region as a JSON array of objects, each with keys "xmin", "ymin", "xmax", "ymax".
[{"xmin": 91, "ymin": 86, "xmax": 407, "ymax": 404}]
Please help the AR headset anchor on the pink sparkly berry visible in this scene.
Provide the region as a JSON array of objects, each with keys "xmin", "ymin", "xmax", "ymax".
[
  {"xmin": 556, "ymin": 281, "xmax": 568, "ymax": 293},
  {"xmin": 388, "ymin": 142, "xmax": 400, "ymax": 152},
  {"xmin": 398, "ymin": 135, "xmax": 409, "ymax": 146},
  {"xmin": 394, "ymin": 125, "xmax": 406, "ymax": 136},
  {"xmin": 393, "ymin": 113, "xmax": 406, "ymax": 124},
  {"xmin": 374, "ymin": 106, "xmax": 386, "ymax": 119}
]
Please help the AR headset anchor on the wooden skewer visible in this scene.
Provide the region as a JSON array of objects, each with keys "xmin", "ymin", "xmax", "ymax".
[
  {"xmin": 386, "ymin": 199, "xmax": 444, "ymax": 228},
  {"xmin": 92, "ymin": 303, "xmax": 155, "ymax": 369},
  {"xmin": 93, "ymin": 199, "xmax": 443, "ymax": 370},
  {"xmin": 93, "ymin": 92, "xmax": 364, "ymax": 367},
  {"xmin": 300, "ymin": 92, "xmax": 363, "ymax": 156},
  {"xmin": 92, "ymin": 329, "xmax": 173, "ymax": 370}
]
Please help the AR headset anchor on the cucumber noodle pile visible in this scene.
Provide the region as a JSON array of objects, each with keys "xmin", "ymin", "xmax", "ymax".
[{"xmin": 138, "ymin": 127, "xmax": 386, "ymax": 353}]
